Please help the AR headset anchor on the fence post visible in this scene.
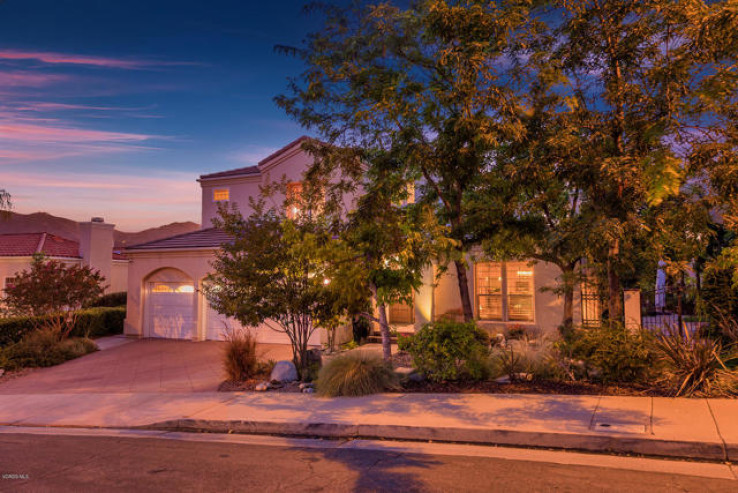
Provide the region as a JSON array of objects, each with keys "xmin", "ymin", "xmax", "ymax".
[{"xmin": 623, "ymin": 289, "xmax": 641, "ymax": 332}]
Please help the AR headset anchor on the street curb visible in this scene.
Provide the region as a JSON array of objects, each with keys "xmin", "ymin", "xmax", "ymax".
[{"xmin": 142, "ymin": 419, "xmax": 731, "ymax": 462}]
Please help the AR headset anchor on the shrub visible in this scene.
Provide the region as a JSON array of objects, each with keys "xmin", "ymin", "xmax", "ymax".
[
  {"xmin": 223, "ymin": 330, "xmax": 259, "ymax": 382},
  {"xmin": 490, "ymin": 336, "xmax": 566, "ymax": 381},
  {"xmin": 403, "ymin": 320, "xmax": 490, "ymax": 382},
  {"xmin": 87, "ymin": 291, "xmax": 127, "ymax": 308},
  {"xmin": 316, "ymin": 351, "xmax": 399, "ymax": 397},
  {"xmin": 1, "ymin": 328, "xmax": 97, "ymax": 370},
  {"xmin": 0, "ymin": 306, "xmax": 125, "ymax": 347},
  {"xmin": 566, "ymin": 323, "xmax": 656, "ymax": 384},
  {"xmin": 653, "ymin": 327, "xmax": 738, "ymax": 397}
]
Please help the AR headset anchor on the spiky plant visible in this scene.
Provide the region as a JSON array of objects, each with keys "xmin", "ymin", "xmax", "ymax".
[
  {"xmin": 316, "ymin": 351, "xmax": 399, "ymax": 397},
  {"xmin": 222, "ymin": 329, "xmax": 258, "ymax": 382},
  {"xmin": 654, "ymin": 326, "xmax": 738, "ymax": 397}
]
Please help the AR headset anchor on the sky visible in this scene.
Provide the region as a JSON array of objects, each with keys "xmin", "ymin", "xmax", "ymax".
[{"xmin": 0, "ymin": 0, "xmax": 328, "ymax": 230}]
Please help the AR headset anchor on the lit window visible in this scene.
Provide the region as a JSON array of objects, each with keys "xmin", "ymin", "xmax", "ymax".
[
  {"xmin": 213, "ymin": 188, "xmax": 230, "ymax": 202},
  {"xmin": 475, "ymin": 262, "xmax": 534, "ymax": 322},
  {"xmin": 151, "ymin": 283, "xmax": 173, "ymax": 293},
  {"xmin": 475, "ymin": 263, "xmax": 503, "ymax": 321},
  {"xmin": 286, "ymin": 182, "xmax": 303, "ymax": 219},
  {"xmin": 176, "ymin": 285, "xmax": 195, "ymax": 293}
]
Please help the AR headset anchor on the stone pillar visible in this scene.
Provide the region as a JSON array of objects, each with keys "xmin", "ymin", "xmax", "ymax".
[
  {"xmin": 79, "ymin": 217, "xmax": 114, "ymax": 292},
  {"xmin": 623, "ymin": 289, "xmax": 642, "ymax": 332}
]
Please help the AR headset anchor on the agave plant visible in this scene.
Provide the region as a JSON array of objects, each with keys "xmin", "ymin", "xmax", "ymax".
[{"xmin": 654, "ymin": 325, "xmax": 738, "ymax": 397}]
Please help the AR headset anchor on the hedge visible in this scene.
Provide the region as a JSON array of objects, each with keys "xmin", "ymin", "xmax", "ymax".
[
  {"xmin": 87, "ymin": 291, "xmax": 127, "ymax": 308},
  {"xmin": 0, "ymin": 306, "xmax": 126, "ymax": 347}
]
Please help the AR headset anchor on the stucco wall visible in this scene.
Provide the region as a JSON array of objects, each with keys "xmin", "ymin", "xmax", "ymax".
[
  {"xmin": 109, "ymin": 260, "xmax": 129, "ymax": 293},
  {"xmin": 432, "ymin": 257, "xmax": 582, "ymax": 336},
  {"xmin": 124, "ymin": 248, "xmax": 334, "ymax": 346}
]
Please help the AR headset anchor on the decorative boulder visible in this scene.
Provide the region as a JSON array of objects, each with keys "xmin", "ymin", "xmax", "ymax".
[{"xmin": 270, "ymin": 360, "xmax": 298, "ymax": 383}]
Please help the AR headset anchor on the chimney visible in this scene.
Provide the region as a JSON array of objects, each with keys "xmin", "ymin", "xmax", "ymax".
[{"xmin": 79, "ymin": 217, "xmax": 114, "ymax": 292}]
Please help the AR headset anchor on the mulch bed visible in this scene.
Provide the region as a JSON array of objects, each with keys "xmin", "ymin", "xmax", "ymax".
[
  {"xmin": 218, "ymin": 379, "xmax": 306, "ymax": 393},
  {"xmin": 396, "ymin": 379, "xmax": 673, "ymax": 397}
]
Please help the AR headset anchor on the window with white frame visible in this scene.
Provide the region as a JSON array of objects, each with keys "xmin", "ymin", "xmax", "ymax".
[{"xmin": 475, "ymin": 262, "xmax": 534, "ymax": 322}]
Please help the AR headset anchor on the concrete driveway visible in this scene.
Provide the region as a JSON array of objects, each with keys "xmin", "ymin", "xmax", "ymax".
[{"xmin": 0, "ymin": 337, "xmax": 295, "ymax": 394}]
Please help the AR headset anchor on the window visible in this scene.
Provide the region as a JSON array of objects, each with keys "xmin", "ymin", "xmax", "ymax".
[
  {"xmin": 475, "ymin": 262, "xmax": 534, "ymax": 322},
  {"xmin": 388, "ymin": 296, "xmax": 414, "ymax": 325},
  {"xmin": 476, "ymin": 263, "xmax": 503, "ymax": 320},
  {"xmin": 213, "ymin": 188, "xmax": 229, "ymax": 202},
  {"xmin": 286, "ymin": 182, "xmax": 303, "ymax": 219}
]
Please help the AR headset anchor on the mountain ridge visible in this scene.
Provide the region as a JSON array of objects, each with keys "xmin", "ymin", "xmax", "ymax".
[{"xmin": 0, "ymin": 212, "xmax": 200, "ymax": 248}]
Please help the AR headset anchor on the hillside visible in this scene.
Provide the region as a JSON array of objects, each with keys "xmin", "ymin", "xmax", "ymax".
[{"xmin": 0, "ymin": 212, "xmax": 200, "ymax": 248}]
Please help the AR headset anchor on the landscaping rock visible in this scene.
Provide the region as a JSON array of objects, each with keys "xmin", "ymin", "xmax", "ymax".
[
  {"xmin": 298, "ymin": 382, "xmax": 314, "ymax": 390},
  {"xmin": 494, "ymin": 375, "xmax": 511, "ymax": 384},
  {"xmin": 270, "ymin": 361, "xmax": 298, "ymax": 383},
  {"xmin": 396, "ymin": 366, "xmax": 424, "ymax": 383},
  {"xmin": 302, "ymin": 387, "xmax": 315, "ymax": 394},
  {"xmin": 408, "ymin": 372, "xmax": 424, "ymax": 383},
  {"xmin": 254, "ymin": 382, "xmax": 270, "ymax": 392}
]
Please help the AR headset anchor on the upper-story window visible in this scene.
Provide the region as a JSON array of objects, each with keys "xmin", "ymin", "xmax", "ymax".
[
  {"xmin": 286, "ymin": 182, "xmax": 303, "ymax": 219},
  {"xmin": 213, "ymin": 188, "xmax": 230, "ymax": 202},
  {"xmin": 475, "ymin": 262, "xmax": 534, "ymax": 322}
]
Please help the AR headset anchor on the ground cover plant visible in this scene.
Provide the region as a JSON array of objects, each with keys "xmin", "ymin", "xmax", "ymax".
[
  {"xmin": 0, "ymin": 328, "xmax": 97, "ymax": 370},
  {"xmin": 316, "ymin": 351, "xmax": 399, "ymax": 397}
]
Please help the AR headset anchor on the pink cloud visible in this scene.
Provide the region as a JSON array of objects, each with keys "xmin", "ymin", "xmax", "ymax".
[
  {"xmin": 0, "ymin": 50, "xmax": 198, "ymax": 70},
  {"xmin": 0, "ymin": 122, "xmax": 154, "ymax": 143},
  {"xmin": 0, "ymin": 71, "xmax": 70, "ymax": 87}
]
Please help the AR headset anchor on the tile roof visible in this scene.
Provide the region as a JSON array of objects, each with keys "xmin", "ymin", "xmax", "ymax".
[
  {"xmin": 198, "ymin": 135, "xmax": 315, "ymax": 181},
  {"xmin": 257, "ymin": 135, "xmax": 311, "ymax": 166},
  {"xmin": 198, "ymin": 164, "xmax": 260, "ymax": 181},
  {"xmin": 125, "ymin": 228, "xmax": 232, "ymax": 251},
  {"xmin": 0, "ymin": 232, "xmax": 125, "ymax": 260}
]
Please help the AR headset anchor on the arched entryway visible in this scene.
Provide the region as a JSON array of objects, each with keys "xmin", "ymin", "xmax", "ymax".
[{"xmin": 144, "ymin": 268, "xmax": 197, "ymax": 339}]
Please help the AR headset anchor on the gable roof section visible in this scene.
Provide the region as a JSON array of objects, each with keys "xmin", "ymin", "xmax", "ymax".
[
  {"xmin": 125, "ymin": 227, "xmax": 232, "ymax": 251},
  {"xmin": 257, "ymin": 135, "xmax": 311, "ymax": 166},
  {"xmin": 198, "ymin": 164, "xmax": 260, "ymax": 181},
  {"xmin": 0, "ymin": 232, "xmax": 125, "ymax": 260},
  {"xmin": 198, "ymin": 135, "xmax": 315, "ymax": 182}
]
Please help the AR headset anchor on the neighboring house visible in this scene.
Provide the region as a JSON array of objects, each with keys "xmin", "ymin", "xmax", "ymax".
[
  {"xmin": 0, "ymin": 218, "xmax": 128, "ymax": 298},
  {"xmin": 124, "ymin": 136, "xmax": 583, "ymax": 344}
]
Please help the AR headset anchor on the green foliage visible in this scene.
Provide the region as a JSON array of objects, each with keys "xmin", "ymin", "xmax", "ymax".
[
  {"xmin": 316, "ymin": 351, "xmax": 399, "ymax": 397},
  {"xmin": 3, "ymin": 255, "xmax": 106, "ymax": 338},
  {"xmin": 403, "ymin": 320, "xmax": 490, "ymax": 382},
  {"xmin": 701, "ymin": 266, "xmax": 738, "ymax": 342},
  {"xmin": 1, "ymin": 328, "xmax": 97, "ymax": 370},
  {"xmin": 490, "ymin": 337, "xmax": 565, "ymax": 382},
  {"xmin": 565, "ymin": 324, "xmax": 656, "ymax": 384},
  {"xmin": 86, "ymin": 291, "xmax": 127, "ymax": 308},
  {"xmin": 204, "ymin": 193, "xmax": 353, "ymax": 380},
  {"xmin": 0, "ymin": 306, "xmax": 125, "ymax": 347},
  {"xmin": 653, "ymin": 327, "xmax": 738, "ymax": 397},
  {"xmin": 222, "ymin": 330, "xmax": 259, "ymax": 382}
]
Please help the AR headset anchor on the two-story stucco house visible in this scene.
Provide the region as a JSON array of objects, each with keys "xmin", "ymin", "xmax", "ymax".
[{"xmin": 124, "ymin": 137, "xmax": 583, "ymax": 345}]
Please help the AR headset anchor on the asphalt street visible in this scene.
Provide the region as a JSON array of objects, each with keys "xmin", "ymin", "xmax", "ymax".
[{"xmin": 0, "ymin": 431, "xmax": 735, "ymax": 492}]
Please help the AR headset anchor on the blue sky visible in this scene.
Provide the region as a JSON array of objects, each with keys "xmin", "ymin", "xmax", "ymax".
[{"xmin": 0, "ymin": 0, "xmax": 327, "ymax": 230}]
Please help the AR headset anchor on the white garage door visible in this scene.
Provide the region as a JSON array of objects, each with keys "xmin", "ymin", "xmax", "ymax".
[
  {"xmin": 146, "ymin": 282, "xmax": 197, "ymax": 339},
  {"xmin": 204, "ymin": 303, "xmax": 319, "ymax": 345}
]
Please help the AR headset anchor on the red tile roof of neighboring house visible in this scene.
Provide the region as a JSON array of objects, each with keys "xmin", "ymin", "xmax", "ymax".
[
  {"xmin": 0, "ymin": 232, "xmax": 125, "ymax": 260},
  {"xmin": 125, "ymin": 228, "xmax": 232, "ymax": 251}
]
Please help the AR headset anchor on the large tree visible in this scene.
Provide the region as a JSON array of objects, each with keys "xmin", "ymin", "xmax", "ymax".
[{"xmin": 277, "ymin": 0, "xmax": 532, "ymax": 322}]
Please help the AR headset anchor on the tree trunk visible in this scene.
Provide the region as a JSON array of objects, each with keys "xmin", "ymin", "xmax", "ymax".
[
  {"xmin": 377, "ymin": 303, "xmax": 392, "ymax": 361},
  {"xmin": 370, "ymin": 284, "xmax": 392, "ymax": 361},
  {"xmin": 607, "ymin": 239, "xmax": 623, "ymax": 323},
  {"xmin": 454, "ymin": 260, "xmax": 474, "ymax": 322},
  {"xmin": 560, "ymin": 262, "xmax": 576, "ymax": 337}
]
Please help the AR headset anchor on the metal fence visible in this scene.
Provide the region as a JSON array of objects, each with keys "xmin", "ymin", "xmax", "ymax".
[{"xmin": 640, "ymin": 288, "xmax": 706, "ymax": 335}]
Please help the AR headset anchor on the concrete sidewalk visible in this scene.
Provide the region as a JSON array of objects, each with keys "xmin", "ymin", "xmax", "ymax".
[{"xmin": 0, "ymin": 391, "xmax": 735, "ymax": 461}]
